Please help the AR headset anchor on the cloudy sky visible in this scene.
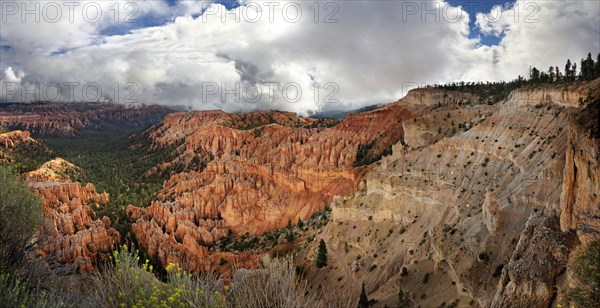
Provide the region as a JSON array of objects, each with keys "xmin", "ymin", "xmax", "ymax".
[{"xmin": 0, "ymin": 0, "xmax": 598, "ymax": 114}]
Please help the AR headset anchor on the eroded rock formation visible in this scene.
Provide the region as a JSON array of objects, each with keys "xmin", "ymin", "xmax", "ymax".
[
  {"xmin": 1, "ymin": 130, "xmax": 120, "ymax": 272},
  {"xmin": 0, "ymin": 130, "xmax": 35, "ymax": 148},
  {"xmin": 24, "ymin": 159, "xmax": 120, "ymax": 272},
  {"xmin": 129, "ymin": 92, "xmax": 456, "ymax": 272},
  {"xmin": 0, "ymin": 130, "xmax": 46, "ymax": 165}
]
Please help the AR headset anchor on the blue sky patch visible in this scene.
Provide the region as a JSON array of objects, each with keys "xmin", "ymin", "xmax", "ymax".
[
  {"xmin": 447, "ymin": 0, "xmax": 515, "ymax": 46},
  {"xmin": 99, "ymin": 0, "xmax": 241, "ymax": 36}
]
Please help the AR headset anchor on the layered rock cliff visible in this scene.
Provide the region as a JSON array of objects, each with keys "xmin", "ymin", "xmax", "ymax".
[{"xmin": 297, "ymin": 80, "xmax": 599, "ymax": 307}]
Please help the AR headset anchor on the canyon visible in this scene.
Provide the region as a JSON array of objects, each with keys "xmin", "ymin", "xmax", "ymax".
[
  {"xmin": 127, "ymin": 101, "xmax": 420, "ymax": 272},
  {"xmin": 0, "ymin": 79, "xmax": 598, "ymax": 307}
]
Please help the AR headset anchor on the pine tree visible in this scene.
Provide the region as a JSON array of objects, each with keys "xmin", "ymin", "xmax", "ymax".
[
  {"xmin": 572, "ymin": 63, "xmax": 577, "ymax": 79},
  {"xmin": 548, "ymin": 66, "xmax": 555, "ymax": 81},
  {"xmin": 587, "ymin": 52, "xmax": 594, "ymax": 79},
  {"xmin": 555, "ymin": 66, "xmax": 560, "ymax": 79},
  {"xmin": 316, "ymin": 239, "xmax": 328, "ymax": 268},
  {"xmin": 582, "ymin": 53, "xmax": 594, "ymax": 79},
  {"xmin": 285, "ymin": 230, "xmax": 296, "ymax": 243},
  {"xmin": 358, "ymin": 282, "xmax": 370, "ymax": 308},
  {"xmin": 287, "ymin": 218, "xmax": 292, "ymax": 229},
  {"xmin": 565, "ymin": 59, "xmax": 572, "ymax": 81},
  {"xmin": 530, "ymin": 67, "xmax": 540, "ymax": 82},
  {"xmin": 297, "ymin": 218, "xmax": 304, "ymax": 228},
  {"xmin": 596, "ymin": 53, "xmax": 600, "ymax": 78}
]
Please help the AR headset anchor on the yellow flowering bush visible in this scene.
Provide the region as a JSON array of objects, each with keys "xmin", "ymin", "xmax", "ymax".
[
  {"xmin": 95, "ymin": 245, "xmax": 225, "ymax": 308},
  {"xmin": 90, "ymin": 246, "xmax": 353, "ymax": 307}
]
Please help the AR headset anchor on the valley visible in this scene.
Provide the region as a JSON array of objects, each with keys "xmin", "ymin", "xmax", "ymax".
[
  {"xmin": 0, "ymin": 79, "xmax": 598, "ymax": 307},
  {"xmin": 2, "ymin": 1, "xmax": 599, "ymax": 306}
]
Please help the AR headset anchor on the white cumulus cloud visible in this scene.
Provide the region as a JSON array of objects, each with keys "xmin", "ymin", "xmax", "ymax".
[{"xmin": 0, "ymin": 0, "xmax": 598, "ymax": 115}]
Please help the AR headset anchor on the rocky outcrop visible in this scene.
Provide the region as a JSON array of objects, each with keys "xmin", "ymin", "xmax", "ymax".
[
  {"xmin": 0, "ymin": 102, "xmax": 172, "ymax": 135},
  {"xmin": 24, "ymin": 157, "xmax": 80, "ymax": 182},
  {"xmin": 491, "ymin": 214, "xmax": 578, "ymax": 308},
  {"xmin": 402, "ymin": 105, "xmax": 491, "ymax": 150},
  {"xmin": 559, "ymin": 100, "xmax": 600, "ymax": 244},
  {"xmin": 23, "ymin": 158, "xmax": 119, "ymax": 272},
  {"xmin": 482, "ymin": 191, "xmax": 505, "ymax": 236},
  {"xmin": 0, "ymin": 130, "xmax": 35, "ymax": 148},
  {"xmin": 398, "ymin": 88, "xmax": 480, "ymax": 107},
  {"xmin": 0, "ymin": 130, "xmax": 42, "ymax": 164}
]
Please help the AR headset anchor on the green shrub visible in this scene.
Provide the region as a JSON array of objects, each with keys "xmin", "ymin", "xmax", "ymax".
[
  {"xmin": 89, "ymin": 246, "xmax": 353, "ymax": 308},
  {"xmin": 91, "ymin": 245, "xmax": 225, "ymax": 307},
  {"xmin": 0, "ymin": 166, "xmax": 43, "ymax": 271},
  {"xmin": 316, "ymin": 239, "xmax": 328, "ymax": 268},
  {"xmin": 422, "ymin": 273, "xmax": 430, "ymax": 284},
  {"xmin": 286, "ymin": 230, "xmax": 296, "ymax": 243},
  {"xmin": 0, "ymin": 273, "xmax": 71, "ymax": 308},
  {"xmin": 492, "ymin": 264, "xmax": 504, "ymax": 278},
  {"xmin": 400, "ymin": 267, "xmax": 409, "ymax": 277},
  {"xmin": 563, "ymin": 241, "xmax": 600, "ymax": 307}
]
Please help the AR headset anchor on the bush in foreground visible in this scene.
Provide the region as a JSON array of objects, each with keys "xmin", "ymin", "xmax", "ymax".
[
  {"xmin": 563, "ymin": 240, "xmax": 600, "ymax": 307},
  {"xmin": 90, "ymin": 246, "xmax": 354, "ymax": 307},
  {"xmin": 0, "ymin": 166, "xmax": 43, "ymax": 271}
]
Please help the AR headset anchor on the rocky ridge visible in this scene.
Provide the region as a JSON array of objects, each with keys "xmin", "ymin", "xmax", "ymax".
[
  {"xmin": 0, "ymin": 102, "xmax": 173, "ymax": 135},
  {"xmin": 298, "ymin": 80, "xmax": 599, "ymax": 307}
]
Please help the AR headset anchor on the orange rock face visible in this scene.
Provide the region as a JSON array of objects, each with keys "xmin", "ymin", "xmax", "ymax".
[
  {"xmin": 128, "ymin": 91, "xmax": 471, "ymax": 273},
  {"xmin": 0, "ymin": 130, "xmax": 35, "ymax": 148},
  {"xmin": 0, "ymin": 130, "xmax": 41, "ymax": 164},
  {"xmin": 25, "ymin": 159, "xmax": 119, "ymax": 272}
]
